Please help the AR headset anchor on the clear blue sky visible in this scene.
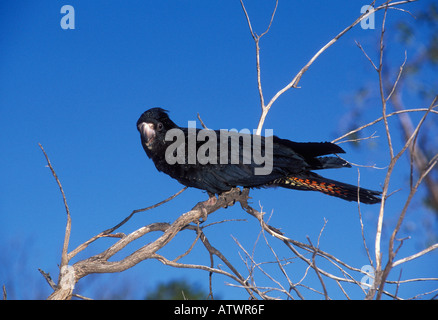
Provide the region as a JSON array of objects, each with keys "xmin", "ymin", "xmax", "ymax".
[{"xmin": 1, "ymin": 1, "xmax": 436, "ymax": 299}]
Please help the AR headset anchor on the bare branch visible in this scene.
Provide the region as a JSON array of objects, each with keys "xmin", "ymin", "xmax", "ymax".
[
  {"xmin": 332, "ymin": 108, "xmax": 438, "ymax": 145},
  {"xmin": 38, "ymin": 143, "xmax": 72, "ymax": 292},
  {"xmin": 307, "ymin": 236, "xmax": 329, "ymax": 300},
  {"xmin": 67, "ymin": 187, "xmax": 187, "ymax": 260},
  {"xmin": 392, "ymin": 243, "xmax": 438, "ymax": 268},
  {"xmin": 239, "ymin": 0, "xmax": 256, "ymax": 40},
  {"xmin": 197, "ymin": 112, "xmax": 208, "ymax": 129},
  {"xmin": 240, "ymin": 0, "xmax": 279, "ymax": 132},
  {"xmin": 253, "ymin": 0, "xmax": 418, "ymax": 134},
  {"xmin": 386, "ymin": 50, "xmax": 407, "ymax": 102},
  {"xmin": 356, "ymin": 169, "xmax": 374, "ymax": 267},
  {"xmin": 375, "ymin": 95, "xmax": 438, "ymax": 299},
  {"xmin": 355, "ymin": 40, "xmax": 378, "ymax": 71}
]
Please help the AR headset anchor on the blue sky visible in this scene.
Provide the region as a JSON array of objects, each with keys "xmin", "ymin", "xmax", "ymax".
[{"xmin": 1, "ymin": 1, "xmax": 436, "ymax": 299}]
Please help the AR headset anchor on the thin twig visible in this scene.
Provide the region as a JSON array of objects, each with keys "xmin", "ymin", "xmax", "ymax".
[
  {"xmin": 356, "ymin": 169, "xmax": 374, "ymax": 267},
  {"xmin": 392, "ymin": 243, "xmax": 438, "ymax": 268},
  {"xmin": 252, "ymin": 0, "xmax": 418, "ymax": 134},
  {"xmin": 332, "ymin": 108, "xmax": 438, "ymax": 145},
  {"xmin": 38, "ymin": 268, "xmax": 57, "ymax": 290},
  {"xmin": 197, "ymin": 113, "xmax": 208, "ymax": 129},
  {"xmin": 67, "ymin": 187, "xmax": 187, "ymax": 260},
  {"xmin": 240, "ymin": 0, "xmax": 278, "ymax": 132},
  {"xmin": 38, "ymin": 144, "xmax": 72, "ymax": 278}
]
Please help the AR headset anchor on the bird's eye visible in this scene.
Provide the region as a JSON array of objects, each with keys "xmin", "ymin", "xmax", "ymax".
[{"xmin": 156, "ymin": 122, "xmax": 163, "ymax": 131}]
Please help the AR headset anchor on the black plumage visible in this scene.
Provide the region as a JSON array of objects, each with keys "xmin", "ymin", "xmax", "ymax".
[{"xmin": 137, "ymin": 108, "xmax": 381, "ymax": 204}]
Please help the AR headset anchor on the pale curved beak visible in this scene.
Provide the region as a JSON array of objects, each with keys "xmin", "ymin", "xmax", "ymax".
[{"xmin": 138, "ymin": 122, "xmax": 156, "ymax": 145}]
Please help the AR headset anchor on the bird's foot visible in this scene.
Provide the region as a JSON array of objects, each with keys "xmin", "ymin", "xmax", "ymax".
[
  {"xmin": 206, "ymin": 192, "xmax": 218, "ymax": 207},
  {"xmin": 195, "ymin": 193, "xmax": 217, "ymax": 222}
]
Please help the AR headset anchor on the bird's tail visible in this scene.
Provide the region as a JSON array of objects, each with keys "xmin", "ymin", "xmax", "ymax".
[{"xmin": 270, "ymin": 173, "xmax": 381, "ymax": 204}]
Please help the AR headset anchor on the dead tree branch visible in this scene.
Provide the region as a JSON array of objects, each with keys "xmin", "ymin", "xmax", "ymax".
[{"xmin": 240, "ymin": 0, "xmax": 419, "ymax": 134}]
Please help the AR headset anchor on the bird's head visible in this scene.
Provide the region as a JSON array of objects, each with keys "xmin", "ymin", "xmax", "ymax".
[{"xmin": 136, "ymin": 108, "xmax": 178, "ymax": 157}]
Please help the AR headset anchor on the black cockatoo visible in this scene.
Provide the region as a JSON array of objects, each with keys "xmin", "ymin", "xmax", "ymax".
[{"xmin": 137, "ymin": 108, "xmax": 381, "ymax": 204}]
